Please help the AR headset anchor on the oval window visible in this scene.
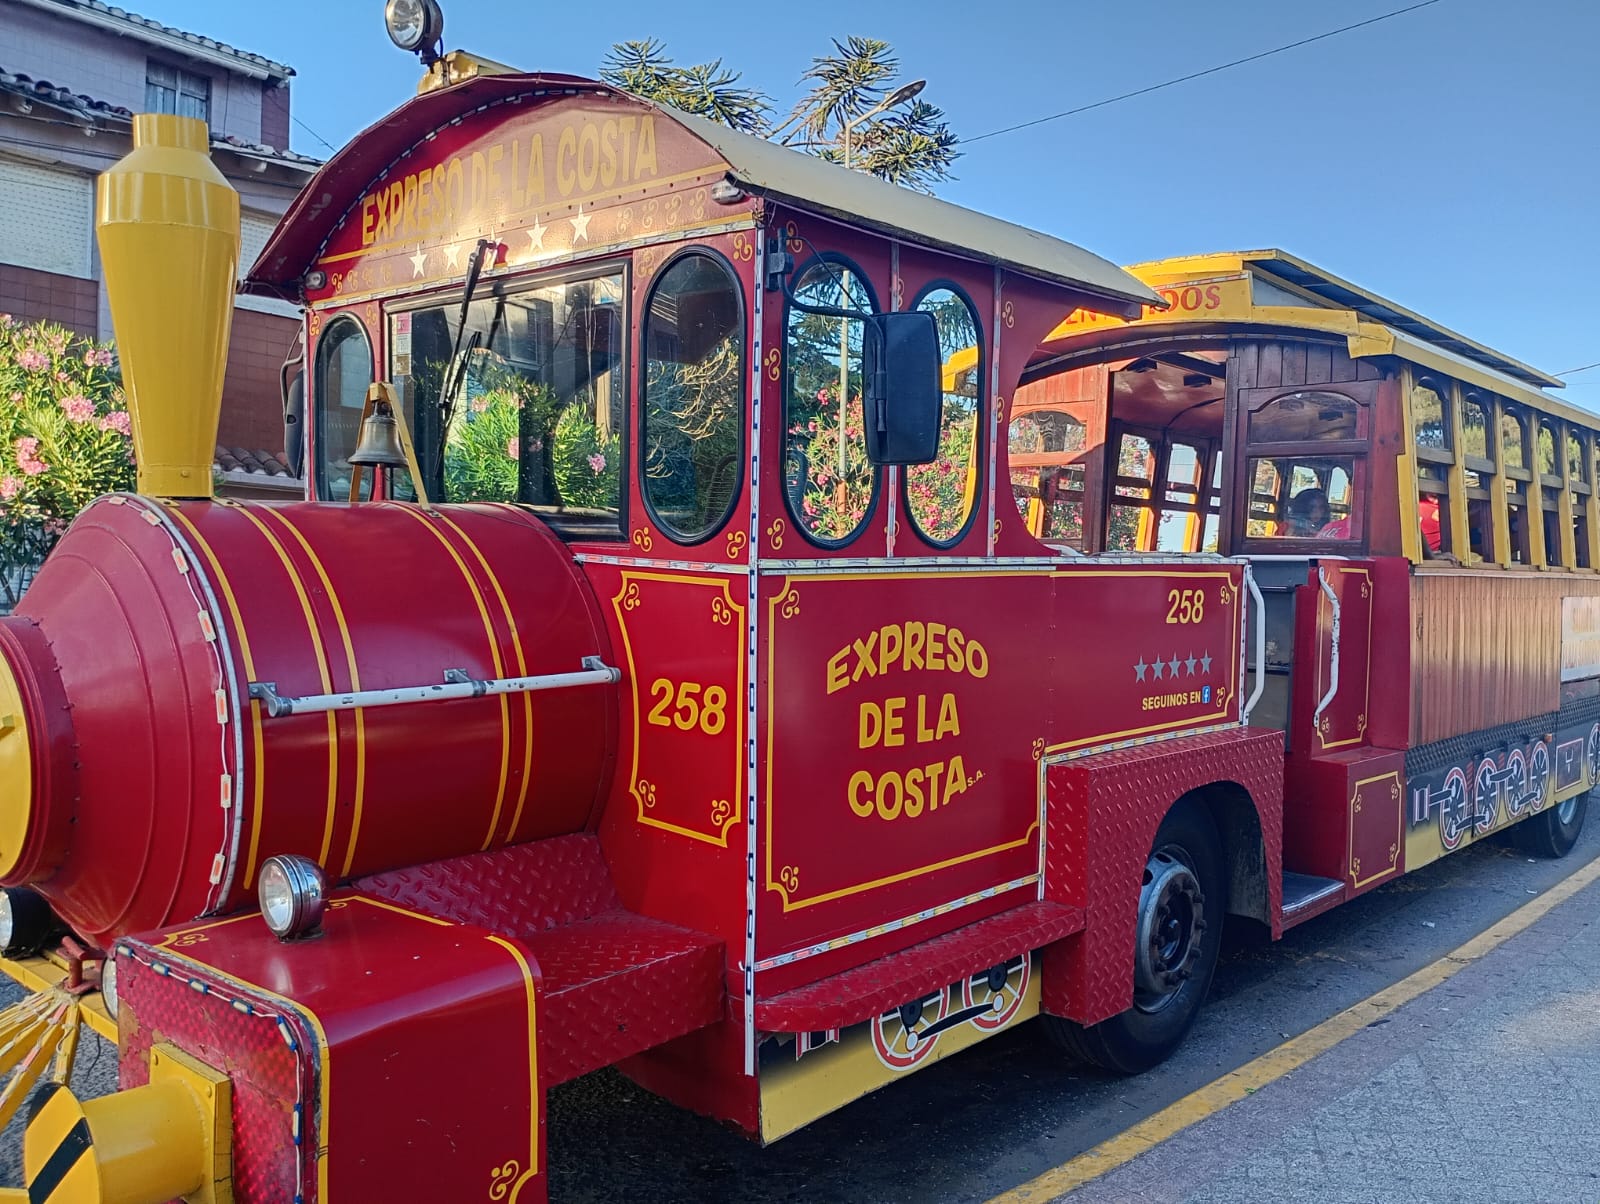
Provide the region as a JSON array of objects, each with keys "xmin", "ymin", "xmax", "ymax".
[
  {"xmin": 906, "ymin": 286, "xmax": 982, "ymax": 545},
  {"xmin": 314, "ymin": 316, "xmax": 373, "ymax": 501},
  {"xmin": 641, "ymin": 252, "xmax": 744, "ymax": 542},
  {"xmin": 783, "ymin": 257, "xmax": 878, "ymax": 545}
]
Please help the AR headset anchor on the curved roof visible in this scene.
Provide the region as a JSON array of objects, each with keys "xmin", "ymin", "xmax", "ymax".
[{"xmin": 244, "ymin": 72, "xmax": 1158, "ymax": 316}]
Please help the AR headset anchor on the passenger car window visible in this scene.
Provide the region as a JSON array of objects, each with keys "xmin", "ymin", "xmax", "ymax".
[
  {"xmin": 906, "ymin": 286, "xmax": 981, "ymax": 545},
  {"xmin": 313, "ymin": 316, "xmax": 374, "ymax": 501}
]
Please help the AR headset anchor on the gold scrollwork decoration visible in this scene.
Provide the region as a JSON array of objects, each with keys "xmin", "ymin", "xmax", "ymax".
[
  {"xmin": 636, "ymin": 779, "xmax": 658, "ymax": 809},
  {"xmin": 711, "ymin": 596, "xmax": 733, "ymax": 626},
  {"xmin": 1031, "ymin": 737, "xmax": 1046, "ymax": 762},
  {"xmin": 631, "ymin": 527, "xmax": 654, "ymax": 552},
  {"xmin": 779, "ymin": 865, "xmax": 800, "ymax": 892},
  {"xmin": 711, "ymin": 799, "xmax": 733, "ymax": 827},
  {"xmin": 992, "ymin": 517, "xmax": 1003, "ymax": 542},
  {"xmin": 726, "ymin": 530, "xmax": 748, "ymax": 560},
  {"xmin": 766, "ymin": 517, "xmax": 786, "ymax": 549},
  {"xmin": 617, "ymin": 205, "xmax": 634, "ymax": 234},
  {"xmin": 1387, "ymin": 841, "xmax": 1399, "ymax": 865},
  {"xmin": 170, "ymin": 931, "xmax": 209, "ymax": 948},
  {"xmin": 621, "ymin": 582, "xmax": 641, "ymax": 612},
  {"xmin": 1360, "ymin": 578, "xmax": 1371, "ymax": 598},
  {"xmin": 1351, "ymin": 855, "xmax": 1362, "ymax": 877},
  {"xmin": 489, "ymin": 1160, "xmax": 520, "ymax": 1201},
  {"xmin": 1219, "ymin": 583, "xmax": 1236, "ymax": 606},
  {"xmin": 764, "ymin": 348, "xmax": 781, "ymax": 382},
  {"xmin": 778, "ymin": 589, "xmax": 800, "ymax": 619}
]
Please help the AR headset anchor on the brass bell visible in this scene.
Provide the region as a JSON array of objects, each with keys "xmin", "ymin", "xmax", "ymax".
[{"xmin": 348, "ymin": 400, "xmax": 408, "ymax": 468}]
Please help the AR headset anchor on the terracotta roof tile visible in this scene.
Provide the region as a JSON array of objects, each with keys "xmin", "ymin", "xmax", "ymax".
[
  {"xmin": 28, "ymin": 0, "xmax": 294, "ymax": 78},
  {"xmin": 214, "ymin": 446, "xmax": 299, "ymax": 480}
]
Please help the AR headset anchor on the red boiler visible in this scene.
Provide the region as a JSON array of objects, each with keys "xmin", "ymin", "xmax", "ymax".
[{"xmin": 0, "ymin": 494, "xmax": 616, "ymax": 944}]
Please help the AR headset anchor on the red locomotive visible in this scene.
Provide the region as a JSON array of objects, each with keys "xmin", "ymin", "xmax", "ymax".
[{"xmin": 0, "ymin": 4, "xmax": 1592, "ymax": 1200}]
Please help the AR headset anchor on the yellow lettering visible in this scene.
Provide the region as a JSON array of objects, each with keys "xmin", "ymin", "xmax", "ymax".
[
  {"xmin": 946, "ymin": 628, "xmax": 966, "ymax": 674},
  {"xmin": 386, "ymin": 181, "xmax": 404, "ymax": 240},
  {"xmin": 916, "ymin": 694, "xmax": 935, "ymax": 743},
  {"xmin": 509, "ymin": 140, "xmax": 522, "ymax": 207},
  {"xmin": 926, "ymin": 622, "xmax": 946, "ymax": 671},
  {"xmin": 556, "ymin": 125, "xmax": 578, "ymax": 196},
  {"xmin": 852, "ymin": 633, "xmax": 878, "ymax": 684},
  {"xmin": 487, "ymin": 144, "xmax": 505, "ymax": 207},
  {"xmin": 361, "ymin": 194, "xmax": 376, "ymax": 246},
  {"xmin": 936, "ymin": 693, "xmax": 961, "ymax": 740},
  {"xmin": 416, "ymin": 168, "xmax": 433, "ymax": 234},
  {"xmin": 402, "ymin": 173, "xmax": 419, "ymax": 238},
  {"xmin": 618, "ymin": 116, "xmax": 637, "ymax": 181},
  {"xmin": 876, "ymin": 773, "xmax": 903, "ymax": 821},
  {"xmin": 883, "ymin": 697, "xmax": 905, "ymax": 748},
  {"xmin": 904, "ymin": 768, "xmax": 925, "ymax": 818},
  {"xmin": 577, "ymin": 122, "xmax": 600, "ymax": 192},
  {"xmin": 445, "ymin": 157, "xmax": 465, "ymax": 224},
  {"xmin": 966, "ymin": 637, "xmax": 989, "ymax": 679},
  {"xmin": 635, "ymin": 115, "xmax": 657, "ymax": 178},
  {"xmin": 826, "ymin": 647, "xmax": 850, "ymax": 695},
  {"xmin": 600, "ymin": 119, "xmax": 618, "ymax": 187},
  {"xmin": 470, "ymin": 151, "xmax": 488, "ymax": 213},
  {"xmin": 525, "ymin": 134, "xmax": 546, "ymax": 203},
  {"xmin": 903, "ymin": 621, "xmax": 926, "ymax": 671},
  {"xmin": 925, "ymin": 762, "xmax": 946, "ymax": 809},
  {"xmin": 858, "ymin": 701, "xmax": 883, "ymax": 750},
  {"xmin": 942, "ymin": 755, "xmax": 968, "ymax": 807},
  {"xmin": 848, "ymin": 771, "xmax": 874, "ymax": 818},
  {"xmin": 877, "ymin": 623, "xmax": 902, "ymax": 676}
]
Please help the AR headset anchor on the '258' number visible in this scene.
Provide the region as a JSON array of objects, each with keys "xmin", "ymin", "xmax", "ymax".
[
  {"xmin": 1166, "ymin": 588, "xmax": 1205, "ymax": 625},
  {"xmin": 647, "ymin": 678, "xmax": 728, "ymax": 735}
]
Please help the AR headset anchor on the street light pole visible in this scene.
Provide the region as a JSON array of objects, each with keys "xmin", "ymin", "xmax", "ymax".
[{"xmin": 834, "ymin": 79, "xmax": 926, "ymax": 479}]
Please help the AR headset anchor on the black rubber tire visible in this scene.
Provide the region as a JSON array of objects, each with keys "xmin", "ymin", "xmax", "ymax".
[
  {"xmin": 1042, "ymin": 797, "xmax": 1225, "ymax": 1075},
  {"xmin": 1515, "ymin": 791, "xmax": 1588, "ymax": 859}
]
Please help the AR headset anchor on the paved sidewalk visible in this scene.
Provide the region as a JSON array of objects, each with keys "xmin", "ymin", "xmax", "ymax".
[{"xmin": 1058, "ymin": 875, "xmax": 1600, "ymax": 1204}]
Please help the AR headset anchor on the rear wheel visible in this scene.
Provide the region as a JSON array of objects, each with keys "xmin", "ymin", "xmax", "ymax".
[
  {"xmin": 1043, "ymin": 798, "xmax": 1225, "ymax": 1074},
  {"xmin": 1515, "ymin": 791, "xmax": 1588, "ymax": 859}
]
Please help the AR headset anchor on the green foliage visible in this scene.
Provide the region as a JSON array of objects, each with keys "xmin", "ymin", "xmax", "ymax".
[
  {"xmin": 601, "ymin": 36, "xmax": 959, "ymax": 191},
  {"xmin": 643, "ymin": 337, "xmax": 741, "ymax": 534},
  {"xmin": 550, "ymin": 405, "xmax": 620, "ymax": 512},
  {"xmin": 0, "ymin": 316, "xmax": 134, "ymax": 609}
]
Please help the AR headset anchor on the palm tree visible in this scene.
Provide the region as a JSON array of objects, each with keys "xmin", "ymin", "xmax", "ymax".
[{"xmin": 599, "ymin": 37, "xmax": 958, "ymax": 192}]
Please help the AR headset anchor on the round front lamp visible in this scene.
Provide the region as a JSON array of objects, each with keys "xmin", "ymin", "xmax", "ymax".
[
  {"xmin": 101, "ymin": 954, "xmax": 119, "ymax": 1020},
  {"xmin": 258, "ymin": 855, "xmax": 327, "ymax": 940},
  {"xmin": 384, "ymin": 0, "xmax": 444, "ymax": 56},
  {"xmin": 0, "ymin": 887, "xmax": 56, "ymax": 958}
]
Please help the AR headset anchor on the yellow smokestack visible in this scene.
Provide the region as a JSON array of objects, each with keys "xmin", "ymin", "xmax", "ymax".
[{"xmin": 96, "ymin": 114, "xmax": 240, "ymax": 497}]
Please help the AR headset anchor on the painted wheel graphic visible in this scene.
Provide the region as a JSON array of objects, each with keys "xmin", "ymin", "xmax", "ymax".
[
  {"xmin": 961, "ymin": 957, "xmax": 1031, "ymax": 1032},
  {"xmin": 871, "ymin": 986, "xmax": 951, "ymax": 1070},
  {"xmin": 1527, "ymin": 743, "xmax": 1551, "ymax": 813},
  {"xmin": 1588, "ymin": 724, "xmax": 1600, "ymax": 787},
  {"xmin": 1503, "ymin": 747, "xmax": 1531, "ymax": 819},
  {"xmin": 1439, "ymin": 766, "xmax": 1469, "ymax": 850},
  {"xmin": 1472, "ymin": 758, "xmax": 1499, "ymax": 835}
]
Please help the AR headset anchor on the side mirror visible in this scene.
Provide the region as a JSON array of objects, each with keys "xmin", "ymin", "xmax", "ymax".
[
  {"xmin": 281, "ymin": 364, "xmax": 305, "ymax": 479},
  {"xmin": 862, "ymin": 311, "xmax": 943, "ymax": 465}
]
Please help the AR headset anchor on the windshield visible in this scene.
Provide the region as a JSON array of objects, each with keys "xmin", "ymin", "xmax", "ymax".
[{"xmin": 389, "ymin": 268, "xmax": 626, "ymax": 539}]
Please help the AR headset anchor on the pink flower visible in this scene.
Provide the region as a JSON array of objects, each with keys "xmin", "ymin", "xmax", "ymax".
[
  {"xmin": 505, "ymin": 437, "xmax": 519, "ymax": 459},
  {"xmin": 587, "ymin": 452, "xmax": 607, "ymax": 474},
  {"xmin": 0, "ymin": 477, "xmax": 19, "ymax": 500},
  {"xmin": 816, "ymin": 388, "xmax": 830, "ymax": 403},
  {"xmin": 8, "ymin": 393, "xmax": 20, "ymax": 404},
  {"xmin": 470, "ymin": 395, "xmax": 490, "ymax": 413},
  {"xmin": 83, "ymin": 348, "xmax": 114, "ymax": 368},
  {"xmin": 16, "ymin": 349, "xmax": 47, "ymax": 372},
  {"xmin": 97, "ymin": 411, "xmax": 131, "ymax": 435},
  {"xmin": 60, "ymin": 395, "xmax": 94, "ymax": 423},
  {"xmin": 14, "ymin": 436, "xmax": 47, "ymax": 476}
]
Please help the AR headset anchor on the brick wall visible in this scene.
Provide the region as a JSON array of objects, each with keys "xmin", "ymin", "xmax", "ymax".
[
  {"xmin": 217, "ymin": 307, "xmax": 298, "ymax": 454},
  {"xmin": 0, "ymin": 265, "xmax": 98, "ymax": 337}
]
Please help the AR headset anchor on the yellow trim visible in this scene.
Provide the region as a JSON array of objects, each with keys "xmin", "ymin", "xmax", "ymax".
[
  {"xmin": 392, "ymin": 507, "xmax": 513, "ymax": 866},
  {"xmin": 228, "ymin": 505, "xmax": 342, "ymax": 869},
  {"xmin": 163, "ymin": 506, "xmax": 267, "ymax": 889},
  {"xmin": 984, "ymin": 847, "xmax": 1600, "ymax": 1203},
  {"xmin": 1396, "ymin": 367, "xmax": 1423, "ymax": 565},
  {"xmin": 1315, "ymin": 568, "xmax": 1373, "ymax": 752},
  {"xmin": 257, "ymin": 509, "xmax": 369, "ymax": 881},
  {"xmin": 147, "ymin": 1043, "xmax": 232, "ymax": 1204},
  {"xmin": 0, "ymin": 956, "xmax": 116, "ymax": 1043},
  {"xmin": 1557, "ymin": 421, "xmax": 1578, "ymax": 568},
  {"xmin": 1348, "ymin": 771, "xmax": 1402, "ymax": 889},
  {"xmin": 0, "ymin": 649, "xmax": 32, "ymax": 880},
  {"xmin": 433, "ymin": 511, "xmax": 536, "ymax": 848},
  {"xmin": 610, "ymin": 571, "xmax": 747, "ymax": 847},
  {"xmin": 1488, "ymin": 397, "xmax": 1513, "ymax": 566},
  {"xmin": 1444, "ymin": 381, "xmax": 1473, "ymax": 562},
  {"xmin": 484, "ymin": 935, "xmax": 541, "ymax": 1198}
]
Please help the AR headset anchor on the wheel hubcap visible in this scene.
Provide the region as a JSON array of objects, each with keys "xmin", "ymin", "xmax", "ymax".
[
  {"xmin": 1558, "ymin": 796, "xmax": 1578, "ymax": 825},
  {"xmin": 1134, "ymin": 850, "xmax": 1206, "ymax": 1013}
]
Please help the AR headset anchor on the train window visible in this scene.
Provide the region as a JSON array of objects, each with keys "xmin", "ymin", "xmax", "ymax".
[
  {"xmin": 906, "ymin": 285, "xmax": 981, "ymax": 545},
  {"xmin": 313, "ymin": 315, "xmax": 374, "ymax": 501},
  {"xmin": 640, "ymin": 252, "xmax": 744, "ymax": 543},
  {"xmin": 1107, "ymin": 431, "xmax": 1157, "ymax": 551},
  {"xmin": 389, "ymin": 269, "xmax": 626, "ymax": 539},
  {"xmin": 1247, "ymin": 391, "xmax": 1360, "ymax": 443},
  {"xmin": 1411, "ymin": 378, "xmax": 1450, "ymax": 450},
  {"xmin": 1009, "ymin": 408, "xmax": 1086, "ymax": 549},
  {"xmin": 1500, "ymin": 409, "xmax": 1525, "ymax": 471},
  {"xmin": 1246, "ymin": 457, "xmax": 1356, "ymax": 541},
  {"xmin": 784, "ymin": 256, "xmax": 878, "ymax": 546},
  {"xmin": 1569, "ymin": 432, "xmax": 1586, "ymax": 483},
  {"xmin": 1156, "ymin": 442, "xmax": 1217, "ymax": 553}
]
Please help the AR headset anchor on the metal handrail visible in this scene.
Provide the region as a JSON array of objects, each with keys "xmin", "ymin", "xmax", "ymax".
[
  {"xmin": 1240, "ymin": 566, "xmax": 1267, "ymax": 726},
  {"xmin": 1312, "ymin": 567, "xmax": 1341, "ymax": 728},
  {"xmin": 249, "ymin": 656, "xmax": 620, "ymax": 718}
]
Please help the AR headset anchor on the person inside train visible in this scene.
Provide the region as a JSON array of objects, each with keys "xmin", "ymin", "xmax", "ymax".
[{"xmin": 1284, "ymin": 487, "xmax": 1330, "ymax": 537}]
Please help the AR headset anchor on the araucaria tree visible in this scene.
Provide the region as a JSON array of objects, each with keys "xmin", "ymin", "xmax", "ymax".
[{"xmin": 600, "ymin": 36, "xmax": 959, "ymax": 192}]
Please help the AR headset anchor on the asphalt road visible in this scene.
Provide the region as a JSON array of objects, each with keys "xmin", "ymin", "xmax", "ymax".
[{"xmin": 0, "ymin": 821, "xmax": 1594, "ymax": 1201}]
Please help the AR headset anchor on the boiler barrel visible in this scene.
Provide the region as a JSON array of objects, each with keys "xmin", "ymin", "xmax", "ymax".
[{"xmin": 0, "ymin": 496, "xmax": 615, "ymax": 944}]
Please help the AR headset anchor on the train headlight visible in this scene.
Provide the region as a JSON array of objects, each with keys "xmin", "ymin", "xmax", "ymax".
[
  {"xmin": 101, "ymin": 954, "xmax": 119, "ymax": 1020},
  {"xmin": 0, "ymin": 887, "xmax": 55, "ymax": 957},
  {"xmin": 384, "ymin": 0, "xmax": 444, "ymax": 56},
  {"xmin": 258, "ymin": 855, "xmax": 327, "ymax": 940}
]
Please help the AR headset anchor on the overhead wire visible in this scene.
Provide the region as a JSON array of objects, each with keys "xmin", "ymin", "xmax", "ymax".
[{"xmin": 964, "ymin": 0, "xmax": 1444, "ymax": 145}]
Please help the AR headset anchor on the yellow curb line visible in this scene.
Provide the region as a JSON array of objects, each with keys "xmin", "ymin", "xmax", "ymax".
[{"xmin": 987, "ymin": 849, "xmax": 1600, "ymax": 1203}]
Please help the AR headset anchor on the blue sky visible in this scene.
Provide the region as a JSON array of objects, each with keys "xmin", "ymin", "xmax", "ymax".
[{"xmin": 138, "ymin": 0, "xmax": 1600, "ymax": 407}]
